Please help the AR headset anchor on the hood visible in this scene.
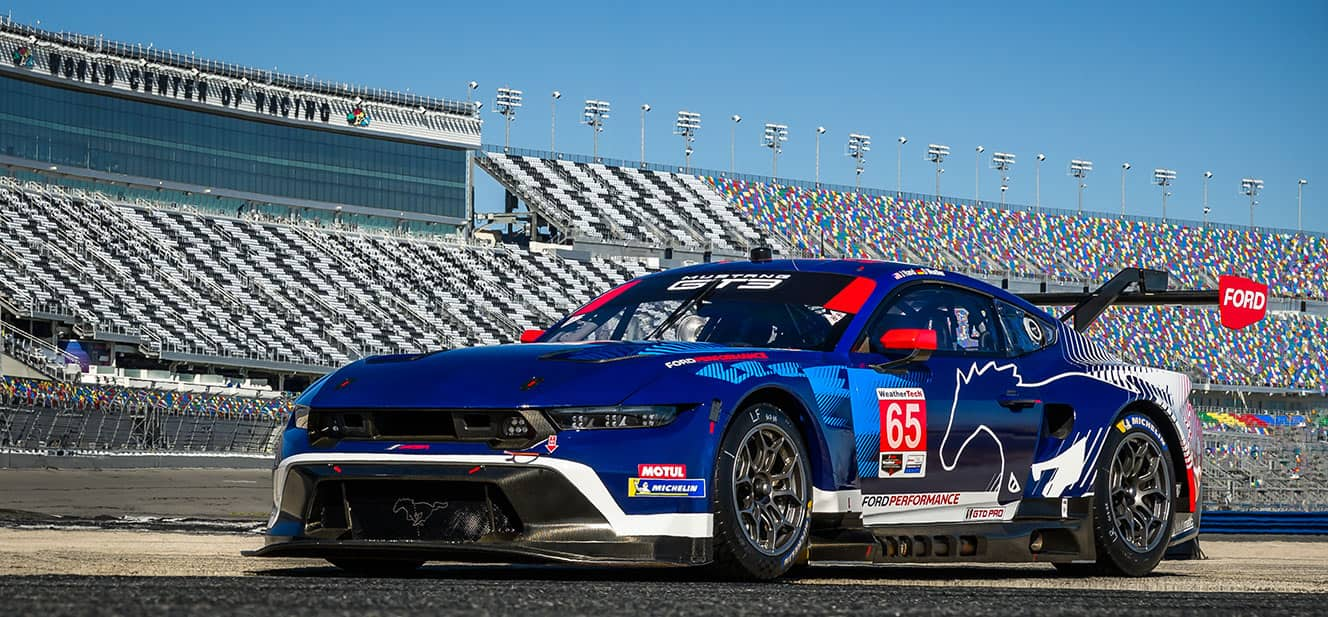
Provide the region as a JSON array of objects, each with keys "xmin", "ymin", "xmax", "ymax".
[{"xmin": 307, "ymin": 341, "xmax": 754, "ymax": 409}]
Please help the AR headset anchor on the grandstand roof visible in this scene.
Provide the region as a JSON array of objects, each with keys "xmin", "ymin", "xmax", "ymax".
[{"xmin": 0, "ymin": 17, "xmax": 481, "ymax": 148}]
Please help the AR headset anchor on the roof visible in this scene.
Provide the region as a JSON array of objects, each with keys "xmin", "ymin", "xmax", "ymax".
[
  {"xmin": 636, "ymin": 257, "xmax": 1041, "ymax": 313},
  {"xmin": 656, "ymin": 257, "xmax": 977, "ymax": 283}
]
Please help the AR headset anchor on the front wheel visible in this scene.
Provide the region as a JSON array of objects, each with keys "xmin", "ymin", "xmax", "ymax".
[
  {"xmin": 1059, "ymin": 413, "xmax": 1175, "ymax": 576},
  {"xmin": 710, "ymin": 403, "xmax": 811, "ymax": 580}
]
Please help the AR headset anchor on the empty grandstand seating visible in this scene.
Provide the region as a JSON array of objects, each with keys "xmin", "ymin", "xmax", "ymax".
[
  {"xmin": 0, "ymin": 176, "xmax": 653, "ymax": 370},
  {"xmin": 1091, "ymin": 306, "xmax": 1327, "ymax": 390},
  {"xmin": 1201, "ymin": 414, "xmax": 1328, "ymax": 511},
  {"xmin": 707, "ymin": 177, "xmax": 1328, "ymax": 300},
  {"xmin": 479, "ymin": 152, "xmax": 779, "ymax": 253},
  {"xmin": 470, "ymin": 155, "xmax": 1327, "ymax": 390},
  {"xmin": 3, "ymin": 152, "xmax": 1327, "ymax": 392}
]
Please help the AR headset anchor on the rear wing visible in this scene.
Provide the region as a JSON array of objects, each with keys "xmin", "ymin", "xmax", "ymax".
[{"xmin": 1018, "ymin": 268, "xmax": 1267, "ymax": 332}]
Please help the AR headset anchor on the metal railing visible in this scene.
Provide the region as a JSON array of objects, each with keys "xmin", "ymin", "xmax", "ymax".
[
  {"xmin": 0, "ymin": 402, "xmax": 280, "ymax": 454},
  {"xmin": 0, "ymin": 322, "xmax": 80, "ymax": 381},
  {"xmin": 0, "ymin": 17, "xmax": 478, "ymax": 118}
]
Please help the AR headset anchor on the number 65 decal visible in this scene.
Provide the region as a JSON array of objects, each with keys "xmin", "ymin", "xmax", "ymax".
[
  {"xmin": 883, "ymin": 401, "xmax": 925, "ymax": 450},
  {"xmin": 877, "ymin": 388, "xmax": 928, "ymax": 478}
]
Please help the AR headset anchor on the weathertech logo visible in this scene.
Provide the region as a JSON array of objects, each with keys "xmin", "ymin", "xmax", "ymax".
[
  {"xmin": 861, "ymin": 493, "xmax": 960, "ymax": 508},
  {"xmin": 638, "ymin": 464, "xmax": 687, "ymax": 478}
]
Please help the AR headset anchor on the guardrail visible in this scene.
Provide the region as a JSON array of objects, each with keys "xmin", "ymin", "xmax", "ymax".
[{"xmin": 1201, "ymin": 510, "xmax": 1328, "ymax": 534}]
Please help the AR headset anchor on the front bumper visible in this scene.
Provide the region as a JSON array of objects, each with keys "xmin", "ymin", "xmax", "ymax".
[{"xmin": 247, "ymin": 453, "xmax": 714, "ymax": 565}]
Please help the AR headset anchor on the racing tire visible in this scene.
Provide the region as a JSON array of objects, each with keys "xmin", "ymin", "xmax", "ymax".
[
  {"xmin": 1056, "ymin": 413, "xmax": 1175, "ymax": 577},
  {"xmin": 710, "ymin": 402, "xmax": 811, "ymax": 580},
  {"xmin": 327, "ymin": 558, "xmax": 425, "ymax": 576}
]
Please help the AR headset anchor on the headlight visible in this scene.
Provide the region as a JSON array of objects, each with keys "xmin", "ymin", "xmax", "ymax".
[
  {"xmin": 547, "ymin": 405, "xmax": 682, "ymax": 430},
  {"xmin": 292, "ymin": 404, "xmax": 311, "ymax": 429}
]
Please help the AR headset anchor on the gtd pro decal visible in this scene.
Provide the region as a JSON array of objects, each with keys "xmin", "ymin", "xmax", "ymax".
[
  {"xmin": 878, "ymin": 388, "xmax": 927, "ymax": 478},
  {"xmin": 666, "ymin": 273, "xmax": 790, "ymax": 292}
]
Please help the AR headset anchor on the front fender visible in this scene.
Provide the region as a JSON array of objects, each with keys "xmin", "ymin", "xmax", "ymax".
[{"xmin": 621, "ymin": 351, "xmax": 852, "ymax": 492}]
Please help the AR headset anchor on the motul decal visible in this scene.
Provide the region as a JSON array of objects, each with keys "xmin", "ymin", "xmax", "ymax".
[
  {"xmin": 1218, "ymin": 275, "xmax": 1268, "ymax": 330},
  {"xmin": 637, "ymin": 464, "xmax": 687, "ymax": 479}
]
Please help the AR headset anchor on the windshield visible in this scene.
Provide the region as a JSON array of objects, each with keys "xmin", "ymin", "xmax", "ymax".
[{"xmin": 542, "ymin": 271, "xmax": 873, "ymax": 351}]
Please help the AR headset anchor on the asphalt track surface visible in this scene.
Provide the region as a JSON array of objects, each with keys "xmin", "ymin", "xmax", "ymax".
[{"xmin": 2, "ymin": 468, "xmax": 1326, "ymax": 616}]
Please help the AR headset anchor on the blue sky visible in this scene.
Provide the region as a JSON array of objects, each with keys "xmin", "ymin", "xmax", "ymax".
[{"xmin": 6, "ymin": 1, "xmax": 1325, "ymax": 231}]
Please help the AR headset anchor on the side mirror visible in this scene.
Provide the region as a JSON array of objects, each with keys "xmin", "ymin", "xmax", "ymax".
[
  {"xmin": 872, "ymin": 328, "xmax": 936, "ymax": 372},
  {"xmin": 879, "ymin": 328, "xmax": 938, "ymax": 352},
  {"xmin": 519, "ymin": 329, "xmax": 545, "ymax": 343}
]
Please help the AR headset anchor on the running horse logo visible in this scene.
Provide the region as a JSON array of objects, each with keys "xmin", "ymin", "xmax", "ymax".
[{"xmin": 391, "ymin": 498, "xmax": 449, "ymax": 536}]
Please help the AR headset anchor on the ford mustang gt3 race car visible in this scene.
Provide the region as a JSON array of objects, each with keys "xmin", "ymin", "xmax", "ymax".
[{"xmin": 248, "ymin": 255, "xmax": 1266, "ymax": 579}]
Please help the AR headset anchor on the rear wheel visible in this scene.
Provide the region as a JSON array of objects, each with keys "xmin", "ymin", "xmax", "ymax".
[
  {"xmin": 710, "ymin": 403, "xmax": 811, "ymax": 580},
  {"xmin": 1057, "ymin": 414, "xmax": 1175, "ymax": 577},
  {"xmin": 327, "ymin": 558, "xmax": 424, "ymax": 576}
]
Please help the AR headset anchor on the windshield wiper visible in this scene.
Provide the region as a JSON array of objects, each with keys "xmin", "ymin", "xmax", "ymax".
[{"xmin": 646, "ymin": 279, "xmax": 722, "ymax": 340}]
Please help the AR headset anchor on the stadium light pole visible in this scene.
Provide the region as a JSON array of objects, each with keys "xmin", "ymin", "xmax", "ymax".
[
  {"xmin": 897, "ymin": 136, "xmax": 907, "ymax": 196},
  {"xmin": 582, "ymin": 99, "xmax": 611, "ymax": 162},
  {"xmin": 639, "ymin": 104, "xmax": 650, "ymax": 166},
  {"xmin": 1202, "ymin": 171, "xmax": 1212, "ymax": 226},
  {"xmin": 763, "ymin": 123, "xmax": 789, "ymax": 178},
  {"xmin": 1298, "ymin": 178, "xmax": 1309, "ymax": 232},
  {"xmin": 927, "ymin": 144, "xmax": 949, "ymax": 198},
  {"xmin": 494, "ymin": 87, "xmax": 522, "ymax": 152},
  {"xmin": 814, "ymin": 126, "xmax": 826, "ymax": 187},
  {"xmin": 1120, "ymin": 163, "xmax": 1131, "ymax": 214},
  {"xmin": 1070, "ymin": 159, "xmax": 1093, "ymax": 214},
  {"xmin": 974, "ymin": 145, "xmax": 985, "ymax": 203},
  {"xmin": 1035, "ymin": 153, "xmax": 1045, "ymax": 212},
  {"xmin": 1241, "ymin": 177, "xmax": 1263, "ymax": 228},
  {"xmin": 1153, "ymin": 168, "xmax": 1176, "ymax": 221},
  {"xmin": 729, "ymin": 115, "xmax": 741, "ymax": 174},
  {"xmin": 848, "ymin": 133, "xmax": 871, "ymax": 192},
  {"xmin": 550, "ymin": 91, "xmax": 561, "ymax": 151},
  {"xmin": 992, "ymin": 151, "xmax": 1015, "ymax": 208},
  {"xmin": 466, "ymin": 80, "xmax": 478, "ymax": 105},
  {"xmin": 674, "ymin": 110, "xmax": 701, "ymax": 173}
]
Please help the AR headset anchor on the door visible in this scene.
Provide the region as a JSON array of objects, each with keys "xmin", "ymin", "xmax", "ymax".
[{"xmin": 846, "ymin": 283, "xmax": 1044, "ymax": 526}]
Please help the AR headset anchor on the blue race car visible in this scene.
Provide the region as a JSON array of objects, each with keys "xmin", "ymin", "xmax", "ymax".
[{"xmin": 249, "ymin": 256, "xmax": 1214, "ymax": 580}]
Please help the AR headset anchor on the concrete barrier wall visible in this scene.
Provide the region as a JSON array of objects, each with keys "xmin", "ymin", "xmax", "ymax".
[
  {"xmin": 1200, "ymin": 511, "xmax": 1328, "ymax": 534},
  {"xmin": 0, "ymin": 450, "xmax": 271, "ymax": 469}
]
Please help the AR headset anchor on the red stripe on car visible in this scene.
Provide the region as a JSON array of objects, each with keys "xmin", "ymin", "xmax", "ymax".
[
  {"xmin": 823, "ymin": 276, "xmax": 876, "ymax": 314},
  {"xmin": 573, "ymin": 279, "xmax": 641, "ymax": 316}
]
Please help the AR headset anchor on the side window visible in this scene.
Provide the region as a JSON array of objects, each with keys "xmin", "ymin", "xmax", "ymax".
[
  {"xmin": 996, "ymin": 301, "xmax": 1057, "ymax": 355},
  {"xmin": 863, "ymin": 285, "xmax": 1004, "ymax": 355}
]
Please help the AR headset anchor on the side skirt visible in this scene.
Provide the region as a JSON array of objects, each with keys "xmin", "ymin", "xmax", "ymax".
[{"xmin": 807, "ymin": 497, "xmax": 1096, "ymax": 564}]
